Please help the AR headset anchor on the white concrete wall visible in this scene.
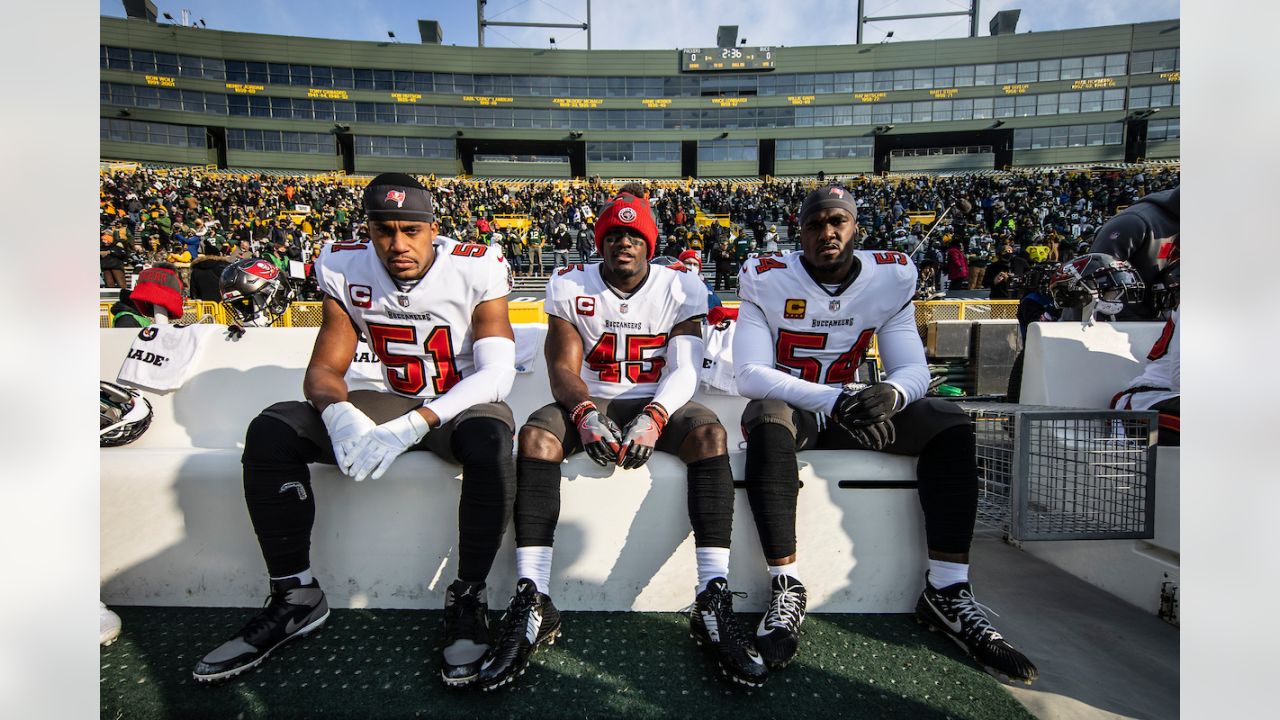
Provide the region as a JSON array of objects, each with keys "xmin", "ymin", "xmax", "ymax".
[{"xmin": 100, "ymin": 327, "xmax": 927, "ymax": 612}]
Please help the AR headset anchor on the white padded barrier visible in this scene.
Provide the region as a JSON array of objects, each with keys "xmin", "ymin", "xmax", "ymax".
[
  {"xmin": 101, "ymin": 327, "xmax": 926, "ymax": 612},
  {"xmin": 1017, "ymin": 321, "xmax": 1179, "ymax": 614}
]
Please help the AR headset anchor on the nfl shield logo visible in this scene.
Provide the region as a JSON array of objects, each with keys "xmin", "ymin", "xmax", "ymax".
[
  {"xmin": 398, "ymin": 295, "xmax": 410, "ymax": 307},
  {"xmin": 620, "ymin": 302, "xmax": 629, "ymax": 314},
  {"xmin": 829, "ymin": 299, "xmax": 841, "ymax": 312}
]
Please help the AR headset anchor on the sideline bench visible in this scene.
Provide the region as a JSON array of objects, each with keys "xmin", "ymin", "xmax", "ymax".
[{"xmin": 101, "ymin": 326, "xmax": 925, "ymax": 613}]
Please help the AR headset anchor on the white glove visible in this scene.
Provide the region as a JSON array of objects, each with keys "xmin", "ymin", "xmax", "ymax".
[
  {"xmin": 320, "ymin": 401, "xmax": 377, "ymax": 476},
  {"xmin": 346, "ymin": 411, "xmax": 431, "ymax": 482}
]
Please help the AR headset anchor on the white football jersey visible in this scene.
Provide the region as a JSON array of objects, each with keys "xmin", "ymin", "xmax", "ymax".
[
  {"xmin": 546, "ymin": 263, "xmax": 708, "ymax": 399},
  {"xmin": 316, "ymin": 235, "xmax": 511, "ymax": 399},
  {"xmin": 1117, "ymin": 309, "xmax": 1179, "ymax": 410},
  {"xmin": 738, "ymin": 249, "xmax": 917, "ymax": 388}
]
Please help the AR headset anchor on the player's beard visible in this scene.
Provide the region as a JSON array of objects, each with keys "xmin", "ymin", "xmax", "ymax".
[{"xmin": 808, "ymin": 237, "xmax": 855, "ymax": 276}]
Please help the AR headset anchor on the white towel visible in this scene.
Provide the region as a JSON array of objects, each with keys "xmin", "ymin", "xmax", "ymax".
[{"xmin": 116, "ymin": 324, "xmax": 225, "ymax": 394}]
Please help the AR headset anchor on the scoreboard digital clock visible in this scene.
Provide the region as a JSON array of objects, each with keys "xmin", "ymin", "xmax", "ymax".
[{"xmin": 681, "ymin": 47, "xmax": 776, "ymax": 72}]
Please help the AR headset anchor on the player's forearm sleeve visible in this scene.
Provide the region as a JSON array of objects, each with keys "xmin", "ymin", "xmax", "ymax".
[
  {"xmin": 422, "ymin": 336, "xmax": 517, "ymax": 426},
  {"xmin": 875, "ymin": 302, "xmax": 931, "ymax": 406},
  {"xmin": 733, "ymin": 301, "xmax": 842, "ymax": 415},
  {"xmin": 650, "ymin": 334, "xmax": 702, "ymax": 413}
]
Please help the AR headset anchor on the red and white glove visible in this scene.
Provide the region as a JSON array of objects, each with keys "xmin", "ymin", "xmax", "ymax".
[
  {"xmin": 571, "ymin": 400, "xmax": 623, "ymax": 467},
  {"xmin": 320, "ymin": 401, "xmax": 377, "ymax": 477},
  {"xmin": 346, "ymin": 411, "xmax": 430, "ymax": 482},
  {"xmin": 617, "ymin": 402, "xmax": 668, "ymax": 470}
]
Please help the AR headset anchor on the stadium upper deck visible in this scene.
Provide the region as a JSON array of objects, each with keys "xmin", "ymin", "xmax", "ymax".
[{"xmin": 100, "ymin": 15, "xmax": 1179, "ymax": 178}]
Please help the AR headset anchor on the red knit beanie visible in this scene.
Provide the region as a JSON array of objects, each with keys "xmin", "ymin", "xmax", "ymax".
[
  {"xmin": 130, "ymin": 265, "xmax": 185, "ymax": 319},
  {"xmin": 678, "ymin": 249, "xmax": 701, "ymax": 269},
  {"xmin": 594, "ymin": 193, "xmax": 658, "ymax": 259}
]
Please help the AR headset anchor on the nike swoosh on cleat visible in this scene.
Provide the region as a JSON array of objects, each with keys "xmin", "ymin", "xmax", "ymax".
[
  {"xmin": 746, "ymin": 649, "xmax": 764, "ymax": 665},
  {"xmin": 284, "ymin": 616, "xmax": 308, "ymax": 634},
  {"xmin": 480, "ymin": 656, "xmax": 497, "ymax": 671},
  {"xmin": 926, "ymin": 596, "xmax": 964, "ymax": 634}
]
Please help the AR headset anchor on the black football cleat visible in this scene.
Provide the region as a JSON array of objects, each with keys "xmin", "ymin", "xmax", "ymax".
[
  {"xmin": 916, "ymin": 573, "xmax": 1039, "ymax": 685},
  {"xmin": 690, "ymin": 578, "xmax": 768, "ymax": 687},
  {"xmin": 192, "ymin": 577, "xmax": 329, "ymax": 683},
  {"xmin": 754, "ymin": 574, "xmax": 807, "ymax": 668},
  {"xmin": 441, "ymin": 580, "xmax": 492, "ymax": 687},
  {"xmin": 477, "ymin": 578, "xmax": 562, "ymax": 691}
]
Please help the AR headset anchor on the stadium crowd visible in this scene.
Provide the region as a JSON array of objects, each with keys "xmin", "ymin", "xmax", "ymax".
[{"xmin": 99, "ymin": 165, "xmax": 1178, "ymax": 301}]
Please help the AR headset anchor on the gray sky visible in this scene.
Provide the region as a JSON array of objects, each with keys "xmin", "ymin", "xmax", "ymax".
[{"xmin": 99, "ymin": 0, "xmax": 1179, "ymax": 49}]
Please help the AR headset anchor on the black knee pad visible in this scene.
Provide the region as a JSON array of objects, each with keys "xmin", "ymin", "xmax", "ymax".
[
  {"xmin": 916, "ymin": 424, "xmax": 979, "ymax": 556},
  {"xmin": 744, "ymin": 420, "xmax": 800, "ymax": 561},
  {"xmin": 450, "ymin": 416, "xmax": 515, "ymax": 465}
]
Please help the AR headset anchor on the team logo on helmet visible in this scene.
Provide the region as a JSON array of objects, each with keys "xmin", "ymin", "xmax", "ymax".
[
  {"xmin": 247, "ymin": 260, "xmax": 279, "ymax": 280},
  {"xmin": 618, "ymin": 206, "xmax": 637, "ymax": 223},
  {"xmin": 385, "ymin": 189, "xmax": 407, "ymax": 208}
]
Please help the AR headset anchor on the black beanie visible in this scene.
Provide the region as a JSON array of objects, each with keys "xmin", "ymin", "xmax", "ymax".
[{"xmin": 363, "ymin": 173, "xmax": 436, "ymax": 223}]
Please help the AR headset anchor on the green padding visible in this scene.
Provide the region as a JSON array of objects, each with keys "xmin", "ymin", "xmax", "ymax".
[{"xmin": 101, "ymin": 607, "xmax": 1033, "ymax": 719}]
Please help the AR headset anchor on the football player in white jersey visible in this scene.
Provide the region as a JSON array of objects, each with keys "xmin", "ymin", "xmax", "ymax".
[
  {"xmin": 193, "ymin": 174, "xmax": 519, "ymax": 689},
  {"xmin": 478, "ymin": 187, "xmax": 767, "ymax": 690},
  {"xmin": 732, "ymin": 186, "xmax": 1038, "ymax": 684},
  {"xmin": 1111, "ymin": 257, "xmax": 1179, "ymax": 445}
]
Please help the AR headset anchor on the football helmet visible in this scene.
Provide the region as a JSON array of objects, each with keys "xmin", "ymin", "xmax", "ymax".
[
  {"xmin": 220, "ymin": 258, "xmax": 292, "ymax": 327},
  {"xmin": 101, "ymin": 381, "xmax": 153, "ymax": 447},
  {"xmin": 1150, "ymin": 258, "xmax": 1180, "ymax": 313},
  {"xmin": 1048, "ymin": 253, "xmax": 1144, "ymax": 317}
]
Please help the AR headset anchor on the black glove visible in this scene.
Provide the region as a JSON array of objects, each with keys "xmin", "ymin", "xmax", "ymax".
[
  {"xmin": 848, "ymin": 419, "xmax": 896, "ymax": 451},
  {"xmin": 571, "ymin": 401, "xmax": 623, "ymax": 467},
  {"xmin": 831, "ymin": 382, "xmax": 901, "ymax": 428}
]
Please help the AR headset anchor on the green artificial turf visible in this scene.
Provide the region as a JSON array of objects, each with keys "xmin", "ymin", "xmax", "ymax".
[{"xmin": 101, "ymin": 607, "xmax": 1033, "ymax": 720}]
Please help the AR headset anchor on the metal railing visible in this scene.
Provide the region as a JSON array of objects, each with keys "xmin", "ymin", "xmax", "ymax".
[{"xmin": 102, "ymin": 298, "xmax": 1016, "ymax": 334}]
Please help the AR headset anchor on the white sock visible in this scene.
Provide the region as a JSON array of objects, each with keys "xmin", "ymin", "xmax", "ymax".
[
  {"xmin": 768, "ymin": 560, "xmax": 799, "ymax": 581},
  {"xmin": 271, "ymin": 568, "xmax": 313, "ymax": 586},
  {"xmin": 695, "ymin": 547, "xmax": 730, "ymax": 594},
  {"xmin": 516, "ymin": 546, "xmax": 554, "ymax": 594},
  {"xmin": 927, "ymin": 559, "xmax": 969, "ymax": 589}
]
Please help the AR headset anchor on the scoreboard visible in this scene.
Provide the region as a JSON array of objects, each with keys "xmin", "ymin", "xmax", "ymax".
[{"xmin": 681, "ymin": 47, "xmax": 776, "ymax": 72}]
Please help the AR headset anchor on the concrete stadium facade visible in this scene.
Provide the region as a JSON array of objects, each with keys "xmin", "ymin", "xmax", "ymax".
[{"xmin": 100, "ymin": 15, "xmax": 1179, "ymax": 177}]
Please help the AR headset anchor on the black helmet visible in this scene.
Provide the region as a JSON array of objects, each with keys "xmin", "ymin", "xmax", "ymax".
[
  {"xmin": 1150, "ymin": 258, "xmax": 1180, "ymax": 314},
  {"xmin": 1048, "ymin": 253, "xmax": 1144, "ymax": 316},
  {"xmin": 219, "ymin": 258, "xmax": 291, "ymax": 327},
  {"xmin": 100, "ymin": 381, "xmax": 152, "ymax": 447}
]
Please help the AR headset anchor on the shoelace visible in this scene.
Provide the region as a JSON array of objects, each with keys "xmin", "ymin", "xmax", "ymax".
[
  {"xmin": 445, "ymin": 591, "xmax": 485, "ymax": 644},
  {"xmin": 495, "ymin": 591, "xmax": 536, "ymax": 647},
  {"xmin": 947, "ymin": 589, "xmax": 1002, "ymax": 640},
  {"xmin": 709, "ymin": 586, "xmax": 752, "ymax": 649},
  {"xmin": 762, "ymin": 583, "xmax": 805, "ymax": 631},
  {"xmin": 238, "ymin": 590, "xmax": 296, "ymax": 644}
]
